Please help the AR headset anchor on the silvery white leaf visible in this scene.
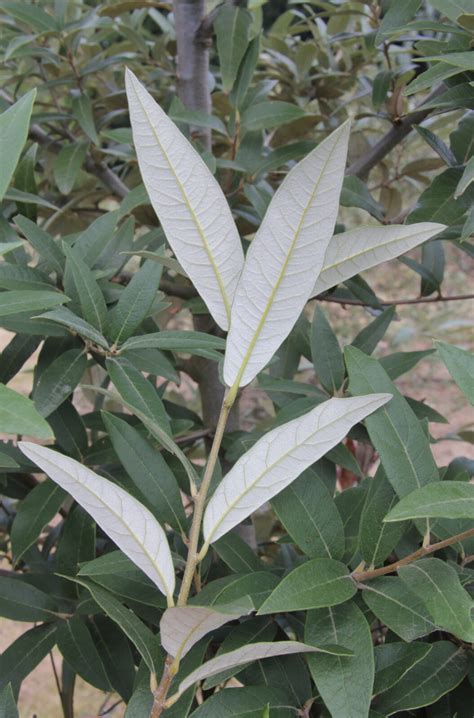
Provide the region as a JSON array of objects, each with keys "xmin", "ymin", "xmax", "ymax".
[
  {"xmin": 203, "ymin": 394, "xmax": 390, "ymax": 544},
  {"xmin": 312, "ymin": 222, "xmax": 446, "ymax": 296},
  {"xmin": 19, "ymin": 442, "xmax": 175, "ymax": 604},
  {"xmin": 160, "ymin": 605, "xmax": 248, "ymax": 659},
  {"xmin": 175, "ymin": 641, "xmax": 340, "ymax": 696},
  {"xmin": 224, "ymin": 121, "xmax": 350, "ymax": 388},
  {"xmin": 125, "ymin": 69, "xmax": 244, "ymax": 330}
]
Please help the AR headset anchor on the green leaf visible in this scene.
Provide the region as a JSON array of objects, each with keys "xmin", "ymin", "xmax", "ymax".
[
  {"xmin": 359, "ymin": 469, "xmax": 406, "ymax": 567},
  {"xmin": 413, "ymin": 126, "xmax": 458, "ymax": 167},
  {"xmin": 0, "ymin": 89, "xmax": 36, "ymax": 202},
  {"xmin": 11, "ymin": 479, "xmax": 65, "ymax": 562},
  {"xmin": 33, "ymin": 348, "xmax": 86, "ymax": 417},
  {"xmin": 372, "ymin": 70, "xmax": 392, "ymax": 111},
  {"xmin": 241, "ymin": 101, "xmax": 307, "ymax": 131},
  {"xmin": 0, "ymin": 265, "xmax": 54, "ymax": 292},
  {"xmin": 72, "ymin": 579, "xmax": 161, "ymax": 673},
  {"xmin": 345, "ymin": 347, "xmax": 439, "ymax": 497},
  {"xmin": 231, "ymin": 35, "xmax": 260, "ymax": 109},
  {"xmin": 305, "ymin": 602, "xmax": 374, "ymax": 718},
  {"xmin": 374, "ymin": 642, "xmax": 467, "ymax": 716},
  {"xmin": 351, "ymin": 307, "xmax": 395, "ymax": 356},
  {"xmin": 435, "ymin": 341, "xmax": 474, "ymax": 404},
  {"xmin": 419, "ymin": 51, "xmax": 474, "ymax": 70},
  {"xmin": 53, "ymin": 143, "xmax": 88, "ymax": 195},
  {"xmin": 335, "ymin": 483, "xmax": 369, "ymax": 563},
  {"xmin": 0, "ymin": 290, "xmax": 68, "ymax": 317},
  {"xmin": 0, "ymin": 334, "xmax": 41, "ymax": 384},
  {"xmin": 341, "ymin": 176, "xmax": 384, "ymax": 221},
  {"xmin": 102, "ymin": 411, "xmax": 185, "ymax": 531},
  {"xmin": 109, "ymin": 260, "xmax": 162, "ymax": 344},
  {"xmin": 0, "ymin": 685, "xmax": 18, "ymax": 718},
  {"xmin": 408, "ymin": 167, "xmax": 474, "ymax": 226},
  {"xmin": 72, "ymin": 93, "xmax": 99, "ymax": 144},
  {"xmin": 0, "ymin": 576, "xmax": 58, "ymax": 622},
  {"xmin": 215, "ymin": 4, "xmax": 251, "ymax": 93},
  {"xmin": 121, "ymin": 330, "xmax": 225, "ymax": 361},
  {"xmin": 14, "ymin": 141, "xmax": 38, "ymax": 221},
  {"xmin": 375, "ymin": 0, "xmax": 422, "ymax": 43},
  {"xmin": 190, "ymin": 686, "xmax": 292, "ymax": 718},
  {"xmin": 0, "ymin": 241, "xmax": 24, "ymax": 256},
  {"xmin": 213, "ymin": 532, "xmax": 262, "ymax": 574},
  {"xmin": 385, "ymin": 481, "xmax": 474, "ymax": 522},
  {"xmin": 398, "ymin": 559, "xmax": 474, "ymax": 642},
  {"xmin": 361, "ymin": 576, "xmax": 438, "ymax": 641},
  {"xmin": 1, "ymin": 1, "xmax": 58, "ymax": 31},
  {"xmin": 106, "ymin": 357, "xmax": 170, "ymax": 434},
  {"xmin": 0, "ymin": 384, "xmax": 53, "ymax": 440},
  {"xmin": 311, "ymin": 306, "xmax": 345, "ymax": 393},
  {"xmin": 38, "ymin": 307, "xmax": 110, "ymax": 349},
  {"xmin": 0, "ymin": 624, "xmax": 57, "ymax": 691},
  {"xmin": 4, "ymin": 188, "xmax": 58, "ymax": 209},
  {"xmin": 57, "ymin": 616, "xmax": 111, "ymax": 691},
  {"xmin": 374, "ymin": 642, "xmax": 432, "ymax": 695},
  {"xmin": 73, "ymin": 211, "xmax": 119, "ymax": 267},
  {"xmin": 271, "ymin": 469, "xmax": 345, "ymax": 560},
  {"xmin": 90, "ymin": 616, "xmax": 135, "ymax": 702},
  {"xmin": 379, "ymin": 349, "xmax": 435, "ymax": 380},
  {"xmin": 455, "ymin": 156, "xmax": 474, "ymax": 198},
  {"xmin": 192, "ymin": 572, "xmax": 279, "ymax": 612},
  {"xmin": 63, "ymin": 245, "xmax": 108, "ymax": 333},
  {"xmin": 259, "ymin": 558, "xmax": 356, "ymax": 613},
  {"xmin": 56, "ymin": 506, "xmax": 96, "ymax": 588},
  {"xmin": 14, "ymin": 215, "xmax": 65, "ymax": 275}
]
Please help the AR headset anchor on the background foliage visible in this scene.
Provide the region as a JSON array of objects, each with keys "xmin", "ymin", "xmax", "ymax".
[{"xmin": 0, "ymin": 1, "xmax": 473, "ymax": 716}]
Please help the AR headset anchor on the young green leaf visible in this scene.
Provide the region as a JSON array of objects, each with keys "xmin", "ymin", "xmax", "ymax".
[
  {"xmin": 0, "ymin": 384, "xmax": 53, "ymax": 440},
  {"xmin": 385, "ymin": 481, "xmax": 474, "ymax": 522},
  {"xmin": 398, "ymin": 559, "xmax": 474, "ymax": 642},
  {"xmin": 224, "ymin": 121, "xmax": 350, "ymax": 389},
  {"xmin": 311, "ymin": 223, "xmax": 445, "ymax": 296},
  {"xmin": 374, "ymin": 641, "xmax": 468, "ymax": 716},
  {"xmin": 125, "ymin": 69, "xmax": 244, "ymax": 330},
  {"xmin": 203, "ymin": 394, "xmax": 390, "ymax": 545},
  {"xmin": 305, "ymin": 602, "xmax": 374, "ymax": 718},
  {"xmin": 345, "ymin": 347, "xmax": 439, "ymax": 497},
  {"xmin": 311, "ymin": 305, "xmax": 345, "ymax": 393},
  {"xmin": 18, "ymin": 442, "xmax": 176, "ymax": 604},
  {"xmin": 109, "ymin": 260, "xmax": 162, "ymax": 345},
  {"xmin": 160, "ymin": 606, "xmax": 248, "ymax": 660},
  {"xmin": 0, "ymin": 89, "xmax": 36, "ymax": 202},
  {"xmin": 258, "ymin": 558, "xmax": 356, "ymax": 613},
  {"xmin": 435, "ymin": 340, "xmax": 474, "ymax": 404}
]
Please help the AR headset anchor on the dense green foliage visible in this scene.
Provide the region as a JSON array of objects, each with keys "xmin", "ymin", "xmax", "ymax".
[{"xmin": 0, "ymin": 1, "xmax": 473, "ymax": 717}]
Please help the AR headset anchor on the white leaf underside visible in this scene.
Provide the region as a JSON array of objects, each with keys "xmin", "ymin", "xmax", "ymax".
[
  {"xmin": 203, "ymin": 394, "xmax": 391, "ymax": 544},
  {"xmin": 125, "ymin": 69, "xmax": 244, "ymax": 331},
  {"xmin": 160, "ymin": 605, "xmax": 248, "ymax": 660},
  {"xmin": 19, "ymin": 442, "xmax": 175, "ymax": 604},
  {"xmin": 176, "ymin": 641, "xmax": 326, "ymax": 695},
  {"xmin": 312, "ymin": 222, "xmax": 446, "ymax": 296},
  {"xmin": 224, "ymin": 121, "xmax": 350, "ymax": 388}
]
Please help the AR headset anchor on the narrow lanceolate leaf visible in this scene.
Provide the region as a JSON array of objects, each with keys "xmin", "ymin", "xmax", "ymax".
[
  {"xmin": 311, "ymin": 223, "xmax": 446, "ymax": 296},
  {"xmin": 0, "ymin": 290, "xmax": 68, "ymax": 317},
  {"xmin": 18, "ymin": 442, "xmax": 176, "ymax": 604},
  {"xmin": 109, "ymin": 260, "xmax": 162, "ymax": 345},
  {"xmin": 385, "ymin": 481, "xmax": 474, "ymax": 522},
  {"xmin": 215, "ymin": 3, "xmax": 251, "ymax": 93},
  {"xmin": 345, "ymin": 347, "xmax": 438, "ymax": 497},
  {"xmin": 0, "ymin": 384, "xmax": 53, "ymax": 439},
  {"xmin": 160, "ymin": 606, "xmax": 247, "ymax": 660},
  {"xmin": 0, "ymin": 684, "xmax": 18, "ymax": 718},
  {"xmin": 63, "ymin": 245, "xmax": 108, "ymax": 334},
  {"xmin": 435, "ymin": 340, "xmax": 474, "ymax": 404},
  {"xmin": 174, "ymin": 642, "xmax": 339, "ymax": 697},
  {"xmin": 0, "ymin": 89, "xmax": 36, "ymax": 202},
  {"xmin": 33, "ymin": 348, "xmax": 87, "ymax": 417},
  {"xmin": 38, "ymin": 308, "xmax": 110, "ymax": 349},
  {"xmin": 359, "ymin": 469, "xmax": 406, "ymax": 567},
  {"xmin": 11, "ymin": 479, "xmax": 65, "ymax": 563},
  {"xmin": 259, "ymin": 558, "xmax": 356, "ymax": 613},
  {"xmin": 203, "ymin": 394, "xmax": 390, "ymax": 545},
  {"xmin": 224, "ymin": 121, "xmax": 350, "ymax": 389},
  {"xmin": 125, "ymin": 69, "xmax": 244, "ymax": 330},
  {"xmin": 0, "ymin": 624, "xmax": 57, "ymax": 692}
]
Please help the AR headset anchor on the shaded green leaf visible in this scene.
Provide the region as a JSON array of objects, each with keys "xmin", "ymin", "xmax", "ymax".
[
  {"xmin": 0, "ymin": 90, "xmax": 36, "ymax": 202},
  {"xmin": 0, "ymin": 384, "xmax": 53, "ymax": 440}
]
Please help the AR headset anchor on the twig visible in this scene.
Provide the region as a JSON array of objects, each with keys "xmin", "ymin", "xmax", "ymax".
[
  {"xmin": 318, "ymin": 293, "xmax": 474, "ymax": 307},
  {"xmin": 354, "ymin": 527, "xmax": 474, "ymax": 582}
]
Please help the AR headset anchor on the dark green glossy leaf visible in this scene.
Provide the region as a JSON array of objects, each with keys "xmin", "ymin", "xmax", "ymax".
[
  {"xmin": 33, "ymin": 348, "xmax": 86, "ymax": 417},
  {"xmin": 57, "ymin": 616, "xmax": 111, "ymax": 691},
  {"xmin": 0, "ymin": 624, "xmax": 57, "ymax": 691},
  {"xmin": 11, "ymin": 479, "xmax": 65, "ymax": 562}
]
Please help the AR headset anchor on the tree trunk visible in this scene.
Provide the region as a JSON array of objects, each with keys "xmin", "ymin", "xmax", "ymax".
[{"xmin": 172, "ymin": 0, "xmax": 239, "ymax": 431}]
